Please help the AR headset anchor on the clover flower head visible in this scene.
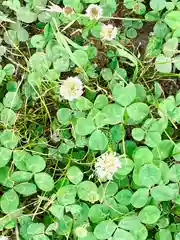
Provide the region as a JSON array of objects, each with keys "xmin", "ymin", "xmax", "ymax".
[
  {"xmin": 63, "ymin": 6, "xmax": 74, "ymax": 16},
  {"xmin": 51, "ymin": 132, "xmax": 60, "ymax": 143},
  {"xmin": 100, "ymin": 24, "xmax": 117, "ymax": 41},
  {"xmin": 45, "ymin": 2, "xmax": 62, "ymax": 13},
  {"xmin": 95, "ymin": 152, "xmax": 121, "ymax": 182},
  {"xmin": 60, "ymin": 76, "xmax": 83, "ymax": 101},
  {"xmin": 86, "ymin": 4, "xmax": 103, "ymax": 20},
  {"xmin": 0, "ymin": 236, "xmax": 9, "ymax": 240}
]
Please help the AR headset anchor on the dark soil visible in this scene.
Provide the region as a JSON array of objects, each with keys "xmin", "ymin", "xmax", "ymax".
[
  {"xmin": 108, "ymin": 1, "xmax": 155, "ymax": 59},
  {"xmin": 112, "ymin": 1, "xmax": 125, "ymax": 26},
  {"xmin": 113, "ymin": 2, "xmax": 180, "ymax": 95},
  {"xmin": 88, "ymin": 38, "xmax": 109, "ymax": 68},
  {"xmin": 159, "ymin": 77, "xmax": 180, "ymax": 97},
  {"xmin": 133, "ymin": 22, "xmax": 154, "ymax": 56}
]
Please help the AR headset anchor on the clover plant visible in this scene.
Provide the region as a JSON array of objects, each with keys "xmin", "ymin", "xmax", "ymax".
[{"xmin": 0, "ymin": 0, "xmax": 179, "ymax": 240}]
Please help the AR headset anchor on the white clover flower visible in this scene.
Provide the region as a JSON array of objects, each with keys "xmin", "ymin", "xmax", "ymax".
[
  {"xmin": 95, "ymin": 152, "xmax": 121, "ymax": 182},
  {"xmin": 63, "ymin": 6, "xmax": 74, "ymax": 16},
  {"xmin": 100, "ymin": 24, "xmax": 117, "ymax": 41},
  {"xmin": 51, "ymin": 132, "xmax": 60, "ymax": 143},
  {"xmin": 60, "ymin": 77, "xmax": 83, "ymax": 101},
  {"xmin": 86, "ymin": 4, "xmax": 103, "ymax": 20},
  {"xmin": 0, "ymin": 236, "xmax": 8, "ymax": 240},
  {"xmin": 45, "ymin": 2, "xmax": 62, "ymax": 13}
]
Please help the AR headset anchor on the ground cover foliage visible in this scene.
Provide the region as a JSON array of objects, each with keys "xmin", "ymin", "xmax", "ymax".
[{"xmin": 0, "ymin": 0, "xmax": 180, "ymax": 239}]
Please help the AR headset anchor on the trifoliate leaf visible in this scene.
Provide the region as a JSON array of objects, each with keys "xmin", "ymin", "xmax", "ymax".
[
  {"xmin": 78, "ymin": 181, "xmax": 99, "ymax": 203},
  {"xmin": 34, "ymin": 173, "xmax": 54, "ymax": 192},
  {"xmin": 139, "ymin": 164, "xmax": 161, "ymax": 187},
  {"xmin": 112, "ymin": 82, "xmax": 136, "ymax": 106},
  {"xmin": 94, "ymin": 220, "xmax": 117, "ymax": 239},
  {"xmin": 130, "ymin": 188, "xmax": 149, "ymax": 208},
  {"xmin": 0, "ymin": 130, "xmax": 18, "ymax": 149},
  {"xmin": 67, "ymin": 166, "xmax": 84, "ymax": 184},
  {"xmin": 155, "ymin": 54, "xmax": 172, "ymax": 73},
  {"xmin": 14, "ymin": 182, "xmax": 37, "ymax": 196},
  {"xmin": 0, "ymin": 147, "xmax": 12, "ymax": 167},
  {"xmin": 139, "ymin": 206, "xmax": 161, "ymax": 224},
  {"xmin": 26, "ymin": 155, "xmax": 46, "ymax": 173},
  {"xmin": 89, "ymin": 130, "xmax": 108, "ymax": 151},
  {"xmin": 0, "ymin": 189, "xmax": 19, "ymax": 214},
  {"xmin": 151, "ymin": 184, "xmax": 177, "ymax": 202}
]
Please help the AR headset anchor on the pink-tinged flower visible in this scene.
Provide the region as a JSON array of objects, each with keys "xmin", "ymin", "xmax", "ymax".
[
  {"xmin": 63, "ymin": 6, "xmax": 74, "ymax": 16},
  {"xmin": 100, "ymin": 24, "xmax": 117, "ymax": 41},
  {"xmin": 86, "ymin": 4, "xmax": 103, "ymax": 20},
  {"xmin": 95, "ymin": 152, "xmax": 121, "ymax": 182},
  {"xmin": 45, "ymin": 3, "xmax": 62, "ymax": 13},
  {"xmin": 60, "ymin": 77, "xmax": 83, "ymax": 101}
]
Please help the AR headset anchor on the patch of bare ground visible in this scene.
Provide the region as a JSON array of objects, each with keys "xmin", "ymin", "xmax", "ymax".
[{"xmin": 160, "ymin": 77, "xmax": 180, "ymax": 97}]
